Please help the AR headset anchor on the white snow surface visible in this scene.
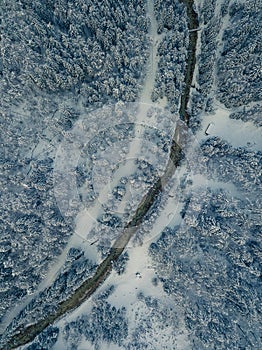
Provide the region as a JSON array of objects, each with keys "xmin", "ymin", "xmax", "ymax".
[{"xmin": 197, "ymin": 99, "xmax": 262, "ymax": 151}]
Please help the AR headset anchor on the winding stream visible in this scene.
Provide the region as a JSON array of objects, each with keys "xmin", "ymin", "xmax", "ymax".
[{"xmin": 179, "ymin": 0, "xmax": 199, "ymax": 125}]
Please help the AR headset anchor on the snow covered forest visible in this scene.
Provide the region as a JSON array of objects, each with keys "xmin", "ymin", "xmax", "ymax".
[
  {"xmin": 1, "ymin": 0, "xmax": 149, "ymax": 328},
  {"xmin": 0, "ymin": 0, "xmax": 261, "ymax": 349}
]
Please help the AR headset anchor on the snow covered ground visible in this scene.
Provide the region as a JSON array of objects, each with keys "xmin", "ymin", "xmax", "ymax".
[
  {"xmin": 198, "ymin": 99, "xmax": 262, "ymax": 151},
  {"xmin": 52, "ymin": 205, "xmax": 191, "ymax": 349}
]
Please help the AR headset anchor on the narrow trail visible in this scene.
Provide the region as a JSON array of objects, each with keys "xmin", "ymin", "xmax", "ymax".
[
  {"xmin": 74, "ymin": 0, "xmax": 164, "ymax": 240},
  {"xmin": 125, "ymin": 0, "xmax": 165, "ymax": 160},
  {"xmin": 139, "ymin": 0, "xmax": 164, "ymax": 105},
  {"xmin": 1, "ymin": 1, "xmax": 199, "ymax": 349}
]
